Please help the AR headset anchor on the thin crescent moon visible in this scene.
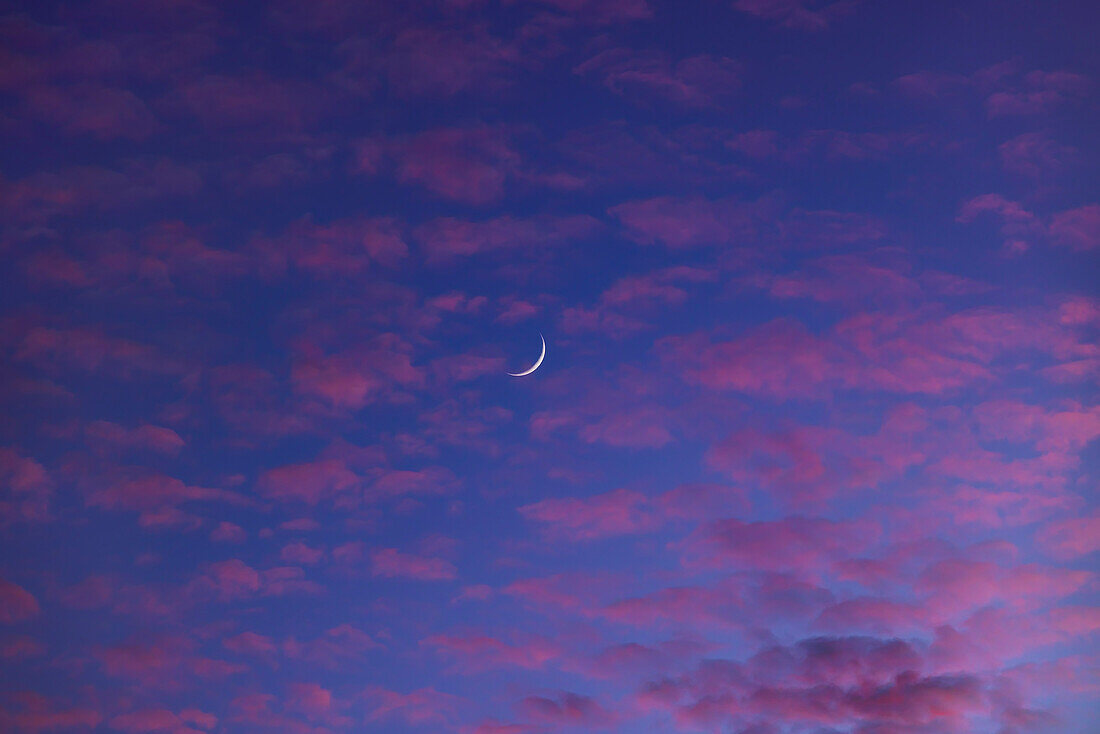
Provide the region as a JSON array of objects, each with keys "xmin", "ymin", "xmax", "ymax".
[{"xmin": 507, "ymin": 332, "xmax": 546, "ymax": 377}]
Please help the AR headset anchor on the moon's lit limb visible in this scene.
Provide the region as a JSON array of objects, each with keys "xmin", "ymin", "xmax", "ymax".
[{"xmin": 507, "ymin": 332, "xmax": 546, "ymax": 376}]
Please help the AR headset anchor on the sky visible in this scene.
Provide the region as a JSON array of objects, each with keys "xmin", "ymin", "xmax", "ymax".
[{"xmin": 0, "ymin": 0, "xmax": 1098, "ymax": 732}]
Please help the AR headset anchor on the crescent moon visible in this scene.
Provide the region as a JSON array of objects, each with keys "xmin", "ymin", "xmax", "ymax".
[{"xmin": 507, "ymin": 332, "xmax": 546, "ymax": 377}]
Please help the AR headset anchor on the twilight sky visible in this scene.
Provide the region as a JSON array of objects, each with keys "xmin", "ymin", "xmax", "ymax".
[{"xmin": 1, "ymin": 1, "xmax": 1099, "ymax": 732}]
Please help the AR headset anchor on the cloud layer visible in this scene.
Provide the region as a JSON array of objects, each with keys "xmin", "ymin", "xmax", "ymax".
[{"xmin": 0, "ymin": 1, "xmax": 1096, "ymax": 733}]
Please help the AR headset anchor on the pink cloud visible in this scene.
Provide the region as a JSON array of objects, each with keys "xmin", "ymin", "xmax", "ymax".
[
  {"xmin": 704, "ymin": 405, "xmax": 1084, "ymax": 510},
  {"xmin": 169, "ymin": 73, "xmax": 328, "ymax": 132},
  {"xmin": 640, "ymin": 648, "xmax": 991, "ymax": 730},
  {"xmin": 520, "ymin": 483, "xmax": 749, "ymax": 541},
  {"xmin": 56, "ymin": 574, "xmax": 116, "ymax": 610},
  {"xmin": 415, "ymin": 401, "xmax": 510, "ymax": 456},
  {"xmin": 998, "ymin": 132, "xmax": 1076, "ymax": 177},
  {"xmin": 660, "ymin": 319, "xmax": 834, "ymax": 397},
  {"xmin": 512, "ymin": 0, "xmax": 652, "ymax": 23},
  {"xmin": 556, "ymin": 307, "xmax": 645, "ymax": 338},
  {"xmin": 0, "ymin": 159, "xmax": 202, "ymax": 222},
  {"xmin": 724, "ymin": 128, "xmax": 940, "ymax": 163},
  {"xmin": 227, "ymin": 685, "xmax": 347, "ymax": 730},
  {"xmin": 495, "ymin": 296, "xmax": 541, "ymax": 324},
  {"xmin": 793, "ymin": 129, "xmax": 937, "ymax": 162},
  {"xmin": 845, "ymin": 671, "xmax": 985, "ymax": 726},
  {"xmin": 561, "ymin": 265, "xmax": 715, "ymax": 338},
  {"xmin": 1050, "ymin": 607, "xmax": 1100, "ymax": 636},
  {"xmin": 520, "ymin": 691, "xmax": 615, "ymax": 727},
  {"xmin": 610, "ymin": 194, "xmax": 886, "ymax": 249},
  {"xmin": 505, "ymin": 571, "xmax": 620, "ymax": 612},
  {"xmin": 0, "ymin": 635, "xmax": 44, "ymax": 661},
  {"xmin": 256, "ymin": 566, "xmax": 324, "ymax": 598},
  {"xmin": 971, "ymin": 399, "xmax": 1100, "ymax": 452},
  {"xmin": 0, "ymin": 578, "xmax": 39, "ymax": 623},
  {"xmin": 109, "ymin": 707, "xmax": 217, "ymax": 733},
  {"xmin": 957, "ymin": 193, "xmax": 1043, "ymax": 251},
  {"xmin": 610, "ymin": 194, "xmax": 777, "ymax": 248},
  {"xmin": 280, "ymin": 517, "xmax": 322, "ymax": 531},
  {"xmin": 726, "ymin": 129, "xmax": 781, "ymax": 157},
  {"xmin": 190, "ymin": 560, "xmax": 261, "ymax": 601},
  {"xmin": 258, "ymin": 451, "xmax": 454, "ymax": 512},
  {"xmin": 576, "ymin": 50, "xmax": 741, "ymax": 107},
  {"xmin": 1057, "ymin": 296, "xmax": 1100, "ymax": 326},
  {"xmin": 378, "ymin": 25, "xmax": 520, "ymax": 98},
  {"xmin": 251, "ymin": 216, "xmax": 407, "ymax": 277},
  {"xmin": 915, "ymin": 560, "xmax": 1040, "ymax": 619},
  {"xmin": 758, "ymin": 636, "xmax": 922, "ymax": 689},
  {"xmin": 81, "ymin": 469, "xmax": 250, "ymax": 527},
  {"xmin": 286, "ymin": 682, "xmax": 333, "ymax": 717},
  {"xmin": 367, "ymin": 466, "xmax": 459, "ymax": 502},
  {"xmin": 426, "ymin": 291, "xmax": 490, "ymax": 315},
  {"xmin": 577, "ymin": 407, "xmax": 675, "ymax": 448},
  {"xmin": 429, "ymin": 354, "xmax": 507, "ymax": 385},
  {"xmin": 283, "ymin": 625, "xmax": 383, "ymax": 668},
  {"xmin": 0, "ymin": 448, "xmax": 52, "ymax": 524},
  {"xmin": 63, "ymin": 1, "xmax": 223, "ymax": 35},
  {"xmin": 96, "ymin": 634, "xmax": 245, "ymax": 683},
  {"xmin": 0, "ymin": 19, "xmax": 123, "ymax": 89},
  {"xmin": 998, "ymin": 564, "xmax": 1091, "ymax": 607},
  {"xmin": 219, "ymin": 151, "xmax": 317, "ymax": 190},
  {"xmin": 1035, "ymin": 513, "xmax": 1100, "ymax": 560},
  {"xmin": 290, "ymin": 335, "xmax": 422, "ymax": 410},
  {"xmin": 223, "ymin": 631, "xmax": 279, "ymax": 658},
  {"xmin": 140, "ymin": 220, "xmax": 254, "ymax": 283},
  {"xmin": 705, "ymin": 426, "xmax": 835, "ymax": 503},
  {"xmin": 15, "ymin": 325, "xmax": 186, "ymax": 379},
  {"xmin": 655, "ymin": 482, "xmax": 752, "ymax": 521},
  {"xmin": 424, "ymin": 632, "xmax": 561, "ymax": 672},
  {"xmin": 913, "ymin": 484, "xmax": 1079, "ymax": 531},
  {"xmin": 20, "ymin": 250, "xmax": 92, "ymax": 289},
  {"xmin": 453, "ymin": 584, "xmax": 494, "ymax": 604},
  {"xmin": 553, "ymin": 122, "xmax": 747, "ymax": 190},
  {"xmin": 986, "ymin": 69, "xmax": 1090, "ymax": 116},
  {"xmin": 414, "ymin": 213, "xmax": 601, "ymax": 261},
  {"xmin": 359, "ymin": 126, "xmax": 566, "ymax": 206},
  {"xmin": 663, "ymin": 305, "xmax": 1094, "ymax": 399},
  {"xmin": 19, "ymin": 222, "xmax": 253, "ymax": 293},
  {"xmin": 0, "ymin": 693, "xmax": 103, "ymax": 732},
  {"xmin": 732, "ymin": 0, "xmax": 857, "ymax": 31},
  {"xmin": 894, "ymin": 63, "xmax": 1088, "ymax": 119},
  {"xmin": 602, "ymin": 266, "xmax": 715, "ymax": 308},
  {"xmin": 84, "ymin": 421, "xmax": 184, "ymax": 454},
  {"xmin": 779, "ymin": 208, "xmax": 887, "ymax": 246},
  {"xmin": 927, "ymin": 615, "xmax": 1034, "ymax": 673},
  {"xmin": 257, "ymin": 458, "xmax": 360, "ymax": 505},
  {"xmin": 682, "ymin": 516, "xmax": 878, "ymax": 573},
  {"xmin": 280, "ymin": 542, "xmax": 324, "ymax": 565},
  {"xmin": 370, "ymin": 548, "xmax": 457, "ymax": 581},
  {"xmin": 466, "ymin": 720, "xmax": 537, "ymax": 734},
  {"xmin": 188, "ymin": 559, "xmax": 322, "ymax": 602},
  {"xmin": 224, "ymin": 625, "xmax": 381, "ymax": 670},
  {"xmin": 744, "ymin": 254, "xmax": 921, "ymax": 306},
  {"xmin": 600, "ymin": 581, "xmax": 744, "ymax": 628},
  {"xmin": 928, "ymin": 446, "xmax": 1078, "ymax": 493},
  {"xmin": 1049, "ymin": 204, "xmax": 1100, "ymax": 251},
  {"xmin": 22, "ymin": 84, "xmax": 158, "ymax": 140},
  {"xmin": 529, "ymin": 377, "xmax": 683, "ymax": 449},
  {"xmin": 210, "ymin": 521, "xmax": 246, "ymax": 543},
  {"xmin": 590, "ymin": 638, "xmax": 712, "ymax": 678},
  {"xmin": 520, "ymin": 488, "xmax": 658, "ymax": 540},
  {"xmin": 55, "ymin": 574, "xmax": 175, "ymax": 618},
  {"xmin": 364, "ymin": 686, "xmax": 464, "ymax": 726}
]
